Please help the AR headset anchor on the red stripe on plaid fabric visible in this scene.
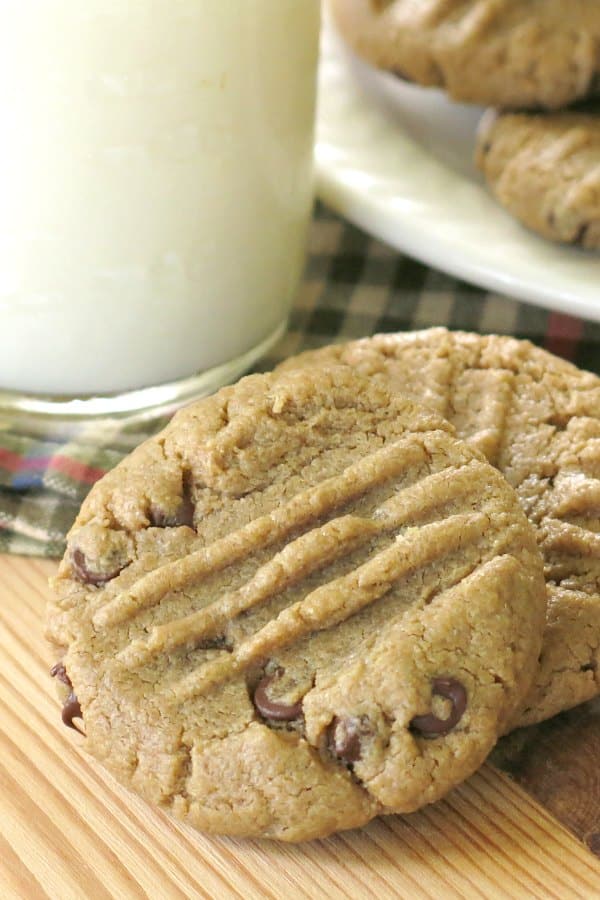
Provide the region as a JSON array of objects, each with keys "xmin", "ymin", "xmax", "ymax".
[
  {"xmin": 49, "ymin": 456, "xmax": 107, "ymax": 485},
  {"xmin": 544, "ymin": 312, "xmax": 584, "ymax": 362},
  {"xmin": 0, "ymin": 446, "xmax": 106, "ymax": 485},
  {"xmin": 0, "ymin": 447, "xmax": 50, "ymax": 473}
]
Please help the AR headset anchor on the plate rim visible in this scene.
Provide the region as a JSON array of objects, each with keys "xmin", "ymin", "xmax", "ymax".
[{"xmin": 315, "ymin": 19, "xmax": 600, "ymax": 323}]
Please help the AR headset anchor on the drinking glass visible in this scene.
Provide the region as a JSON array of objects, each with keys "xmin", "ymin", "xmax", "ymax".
[{"xmin": 0, "ymin": 1, "xmax": 320, "ymax": 422}]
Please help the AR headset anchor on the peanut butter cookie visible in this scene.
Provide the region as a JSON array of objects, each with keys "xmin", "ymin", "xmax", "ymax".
[
  {"xmin": 278, "ymin": 330, "xmax": 600, "ymax": 729},
  {"xmin": 329, "ymin": 0, "xmax": 600, "ymax": 110},
  {"xmin": 476, "ymin": 106, "xmax": 600, "ymax": 249},
  {"xmin": 48, "ymin": 367, "xmax": 544, "ymax": 841}
]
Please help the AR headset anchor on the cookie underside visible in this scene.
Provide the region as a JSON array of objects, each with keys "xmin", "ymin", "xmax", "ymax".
[{"xmin": 329, "ymin": 0, "xmax": 600, "ymax": 110}]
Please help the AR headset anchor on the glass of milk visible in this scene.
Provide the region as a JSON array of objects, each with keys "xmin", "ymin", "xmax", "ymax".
[{"xmin": 0, "ymin": 1, "xmax": 320, "ymax": 419}]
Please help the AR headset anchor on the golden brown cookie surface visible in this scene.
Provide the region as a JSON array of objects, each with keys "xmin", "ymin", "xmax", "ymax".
[
  {"xmin": 329, "ymin": 0, "xmax": 600, "ymax": 110},
  {"xmin": 48, "ymin": 367, "xmax": 544, "ymax": 841},
  {"xmin": 278, "ymin": 330, "xmax": 600, "ymax": 729},
  {"xmin": 476, "ymin": 106, "xmax": 600, "ymax": 249}
]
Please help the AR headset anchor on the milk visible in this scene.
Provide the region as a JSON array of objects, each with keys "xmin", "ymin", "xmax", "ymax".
[{"xmin": 0, "ymin": 1, "xmax": 319, "ymax": 396}]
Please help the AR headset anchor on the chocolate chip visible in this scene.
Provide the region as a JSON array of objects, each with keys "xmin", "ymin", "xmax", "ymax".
[
  {"xmin": 62, "ymin": 692, "xmax": 84, "ymax": 735},
  {"xmin": 149, "ymin": 496, "xmax": 195, "ymax": 529},
  {"xmin": 253, "ymin": 669, "xmax": 303, "ymax": 722},
  {"xmin": 410, "ymin": 677, "xmax": 467, "ymax": 738},
  {"xmin": 150, "ymin": 472, "xmax": 196, "ymax": 529},
  {"xmin": 194, "ymin": 635, "xmax": 232, "ymax": 653},
  {"xmin": 71, "ymin": 547, "xmax": 126, "ymax": 586},
  {"xmin": 51, "ymin": 663, "xmax": 84, "ymax": 734},
  {"xmin": 328, "ymin": 717, "xmax": 364, "ymax": 763},
  {"xmin": 50, "ymin": 662, "xmax": 72, "ymax": 689}
]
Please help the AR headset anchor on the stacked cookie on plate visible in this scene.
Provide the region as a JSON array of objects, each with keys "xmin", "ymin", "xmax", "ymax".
[
  {"xmin": 47, "ymin": 328, "xmax": 600, "ymax": 842},
  {"xmin": 328, "ymin": 0, "xmax": 600, "ymax": 248}
]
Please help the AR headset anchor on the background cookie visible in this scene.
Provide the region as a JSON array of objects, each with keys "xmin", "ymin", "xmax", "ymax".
[
  {"xmin": 329, "ymin": 0, "xmax": 600, "ymax": 110},
  {"xmin": 48, "ymin": 368, "xmax": 545, "ymax": 841},
  {"xmin": 278, "ymin": 330, "xmax": 600, "ymax": 729},
  {"xmin": 476, "ymin": 106, "xmax": 600, "ymax": 249}
]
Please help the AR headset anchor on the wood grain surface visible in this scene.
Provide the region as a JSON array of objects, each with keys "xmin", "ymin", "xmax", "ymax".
[
  {"xmin": 1, "ymin": 554, "xmax": 599, "ymax": 900},
  {"xmin": 493, "ymin": 699, "xmax": 600, "ymax": 859}
]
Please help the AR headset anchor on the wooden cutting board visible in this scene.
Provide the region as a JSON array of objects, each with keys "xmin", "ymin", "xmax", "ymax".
[{"xmin": 1, "ymin": 554, "xmax": 599, "ymax": 900}]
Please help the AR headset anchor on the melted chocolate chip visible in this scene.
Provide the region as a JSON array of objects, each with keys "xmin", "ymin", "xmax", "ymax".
[
  {"xmin": 51, "ymin": 663, "xmax": 84, "ymax": 735},
  {"xmin": 328, "ymin": 717, "xmax": 364, "ymax": 764},
  {"xmin": 194, "ymin": 635, "xmax": 232, "ymax": 652},
  {"xmin": 71, "ymin": 547, "xmax": 125, "ymax": 586},
  {"xmin": 62, "ymin": 692, "xmax": 84, "ymax": 735},
  {"xmin": 50, "ymin": 662, "xmax": 72, "ymax": 689},
  {"xmin": 253, "ymin": 669, "xmax": 303, "ymax": 722},
  {"xmin": 149, "ymin": 495, "xmax": 195, "ymax": 529},
  {"xmin": 410, "ymin": 677, "xmax": 467, "ymax": 738}
]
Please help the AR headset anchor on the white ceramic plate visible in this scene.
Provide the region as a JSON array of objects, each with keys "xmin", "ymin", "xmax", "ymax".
[{"xmin": 316, "ymin": 18, "xmax": 600, "ymax": 321}]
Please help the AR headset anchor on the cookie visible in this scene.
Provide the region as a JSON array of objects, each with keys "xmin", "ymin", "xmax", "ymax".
[
  {"xmin": 329, "ymin": 0, "xmax": 600, "ymax": 110},
  {"xmin": 47, "ymin": 367, "xmax": 545, "ymax": 841},
  {"xmin": 278, "ymin": 330, "xmax": 600, "ymax": 729},
  {"xmin": 476, "ymin": 106, "xmax": 600, "ymax": 249}
]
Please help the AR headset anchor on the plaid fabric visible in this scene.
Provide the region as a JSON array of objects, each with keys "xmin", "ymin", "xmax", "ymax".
[{"xmin": 1, "ymin": 202, "xmax": 599, "ymax": 558}]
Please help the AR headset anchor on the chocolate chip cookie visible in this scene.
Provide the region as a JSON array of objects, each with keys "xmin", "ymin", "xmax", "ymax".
[
  {"xmin": 329, "ymin": 0, "xmax": 600, "ymax": 110},
  {"xmin": 278, "ymin": 330, "xmax": 600, "ymax": 730},
  {"xmin": 476, "ymin": 105, "xmax": 600, "ymax": 249},
  {"xmin": 48, "ymin": 367, "xmax": 545, "ymax": 841}
]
